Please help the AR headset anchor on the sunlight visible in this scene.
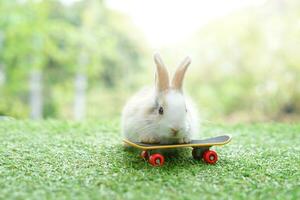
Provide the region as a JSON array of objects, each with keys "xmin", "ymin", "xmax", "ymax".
[{"xmin": 107, "ymin": 0, "xmax": 265, "ymax": 47}]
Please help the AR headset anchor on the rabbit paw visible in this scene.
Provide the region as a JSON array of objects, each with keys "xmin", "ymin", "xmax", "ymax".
[
  {"xmin": 178, "ymin": 137, "xmax": 191, "ymax": 144},
  {"xmin": 141, "ymin": 136, "xmax": 160, "ymax": 144}
]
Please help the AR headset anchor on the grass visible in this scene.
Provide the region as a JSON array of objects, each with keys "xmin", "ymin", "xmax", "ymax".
[{"xmin": 0, "ymin": 120, "xmax": 299, "ymax": 200}]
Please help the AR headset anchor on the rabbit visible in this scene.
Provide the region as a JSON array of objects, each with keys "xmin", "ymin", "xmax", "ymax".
[{"xmin": 121, "ymin": 53, "xmax": 199, "ymax": 144}]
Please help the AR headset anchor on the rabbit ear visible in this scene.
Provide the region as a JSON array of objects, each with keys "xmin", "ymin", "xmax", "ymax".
[
  {"xmin": 154, "ymin": 53, "xmax": 170, "ymax": 92},
  {"xmin": 172, "ymin": 56, "xmax": 191, "ymax": 91}
]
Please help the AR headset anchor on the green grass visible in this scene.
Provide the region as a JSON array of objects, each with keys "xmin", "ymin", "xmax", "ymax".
[{"xmin": 0, "ymin": 120, "xmax": 299, "ymax": 200}]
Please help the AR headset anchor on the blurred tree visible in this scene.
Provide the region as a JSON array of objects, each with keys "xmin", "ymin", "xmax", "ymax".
[
  {"xmin": 186, "ymin": 0, "xmax": 300, "ymax": 121},
  {"xmin": 0, "ymin": 0, "xmax": 147, "ymax": 119},
  {"xmin": 0, "ymin": 0, "xmax": 70, "ymax": 119}
]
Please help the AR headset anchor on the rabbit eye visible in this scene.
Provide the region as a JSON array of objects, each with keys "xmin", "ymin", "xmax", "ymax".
[{"xmin": 158, "ymin": 107, "xmax": 164, "ymax": 115}]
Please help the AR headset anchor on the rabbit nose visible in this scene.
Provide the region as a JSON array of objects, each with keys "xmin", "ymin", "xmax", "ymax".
[{"xmin": 170, "ymin": 128, "xmax": 179, "ymax": 136}]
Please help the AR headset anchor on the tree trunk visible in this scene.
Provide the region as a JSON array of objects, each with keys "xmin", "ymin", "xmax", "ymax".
[
  {"xmin": 0, "ymin": 32, "xmax": 4, "ymax": 86},
  {"xmin": 74, "ymin": 51, "xmax": 88, "ymax": 121},
  {"xmin": 29, "ymin": 70, "xmax": 43, "ymax": 119},
  {"xmin": 0, "ymin": 64, "xmax": 5, "ymax": 86},
  {"xmin": 74, "ymin": 73, "xmax": 87, "ymax": 121}
]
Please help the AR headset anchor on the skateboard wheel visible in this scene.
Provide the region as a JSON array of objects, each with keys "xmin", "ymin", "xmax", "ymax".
[
  {"xmin": 149, "ymin": 154, "xmax": 164, "ymax": 166},
  {"xmin": 203, "ymin": 150, "xmax": 218, "ymax": 164},
  {"xmin": 140, "ymin": 150, "xmax": 149, "ymax": 159},
  {"xmin": 192, "ymin": 148, "xmax": 204, "ymax": 160}
]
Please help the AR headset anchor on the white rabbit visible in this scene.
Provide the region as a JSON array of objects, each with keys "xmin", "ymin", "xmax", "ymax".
[{"xmin": 121, "ymin": 53, "xmax": 199, "ymax": 144}]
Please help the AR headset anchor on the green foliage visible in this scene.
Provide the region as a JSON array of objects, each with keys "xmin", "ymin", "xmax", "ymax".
[
  {"xmin": 0, "ymin": 121, "xmax": 299, "ymax": 199},
  {"xmin": 0, "ymin": 0, "xmax": 147, "ymax": 118},
  {"xmin": 185, "ymin": 0, "xmax": 300, "ymax": 121},
  {"xmin": 0, "ymin": 0, "xmax": 300, "ymax": 121}
]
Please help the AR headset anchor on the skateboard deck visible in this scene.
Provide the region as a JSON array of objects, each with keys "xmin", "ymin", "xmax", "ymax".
[{"xmin": 123, "ymin": 135, "xmax": 231, "ymax": 150}]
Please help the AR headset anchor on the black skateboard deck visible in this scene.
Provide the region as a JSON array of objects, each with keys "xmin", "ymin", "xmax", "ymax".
[{"xmin": 123, "ymin": 135, "xmax": 231, "ymax": 150}]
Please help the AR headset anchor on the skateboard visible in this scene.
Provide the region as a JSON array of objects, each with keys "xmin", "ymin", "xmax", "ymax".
[{"xmin": 123, "ymin": 135, "xmax": 231, "ymax": 166}]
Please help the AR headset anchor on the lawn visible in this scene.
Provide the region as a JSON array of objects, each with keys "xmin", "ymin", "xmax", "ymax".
[{"xmin": 0, "ymin": 120, "xmax": 299, "ymax": 200}]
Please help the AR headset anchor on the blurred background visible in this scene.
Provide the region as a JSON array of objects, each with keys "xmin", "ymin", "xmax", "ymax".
[{"xmin": 0, "ymin": 0, "xmax": 299, "ymax": 123}]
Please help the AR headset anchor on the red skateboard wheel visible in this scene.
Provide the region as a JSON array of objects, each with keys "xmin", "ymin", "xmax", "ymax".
[
  {"xmin": 140, "ymin": 150, "xmax": 149, "ymax": 159},
  {"xmin": 149, "ymin": 153, "xmax": 165, "ymax": 166},
  {"xmin": 203, "ymin": 150, "xmax": 218, "ymax": 164}
]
